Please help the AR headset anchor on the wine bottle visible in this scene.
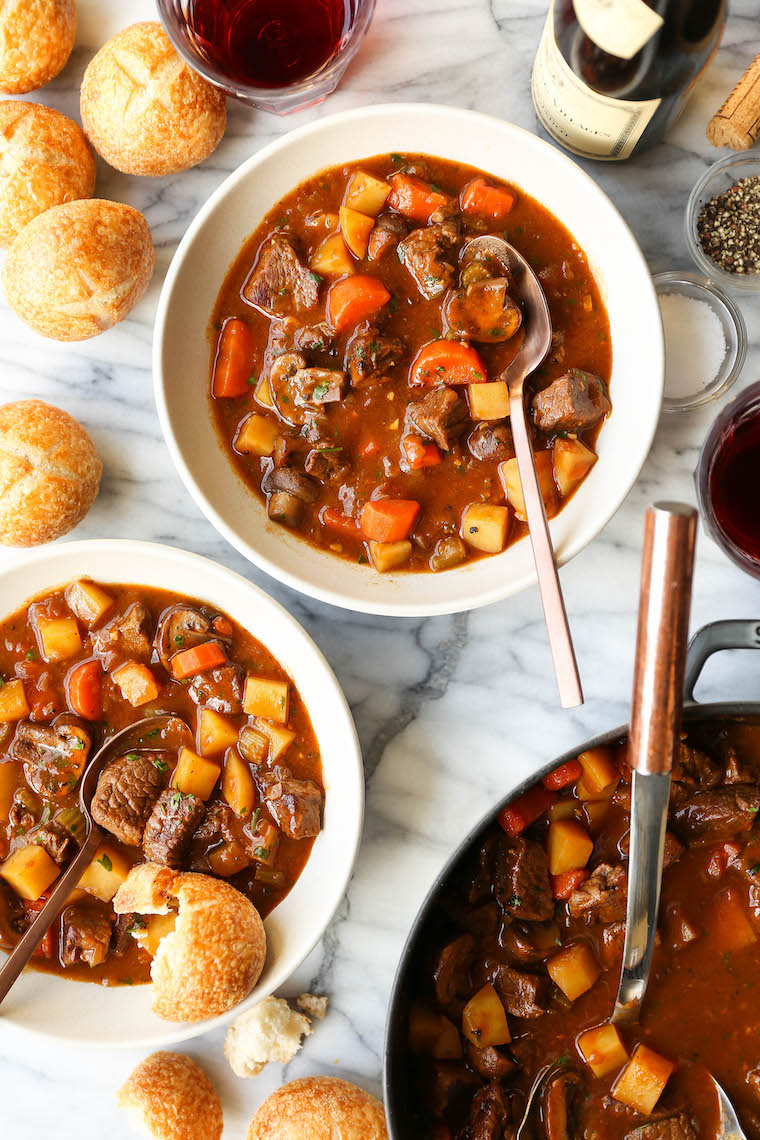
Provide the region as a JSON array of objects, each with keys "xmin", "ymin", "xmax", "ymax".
[{"xmin": 531, "ymin": 0, "xmax": 727, "ymax": 161}]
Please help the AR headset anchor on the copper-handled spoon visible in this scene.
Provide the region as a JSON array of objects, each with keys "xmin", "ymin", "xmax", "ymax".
[
  {"xmin": 460, "ymin": 236, "xmax": 583, "ymax": 709},
  {"xmin": 0, "ymin": 713, "xmax": 192, "ymax": 1005}
]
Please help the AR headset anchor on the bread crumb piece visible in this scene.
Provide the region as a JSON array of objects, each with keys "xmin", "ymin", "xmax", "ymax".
[
  {"xmin": 225, "ymin": 996, "xmax": 311, "ymax": 1078},
  {"xmin": 296, "ymin": 992, "xmax": 328, "ymax": 1020}
]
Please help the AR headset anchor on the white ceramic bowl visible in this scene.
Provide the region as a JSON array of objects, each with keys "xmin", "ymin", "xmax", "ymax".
[
  {"xmin": 154, "ymin": 103, "xmax": 663, "ymax": 617},
  {"xmin": 0, "ymin": 540, "xmax": 363, "ymax": 1048}
]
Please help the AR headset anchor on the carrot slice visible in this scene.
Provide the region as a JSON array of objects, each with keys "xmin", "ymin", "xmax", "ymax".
[
  {"xmin": 360, "ymin": 499, "xmax": 420, "ymax": 543},
  {"xmin": 403, "ymin": 436, "xmax": 443, "ymax": 469},
  {"xmin": 66, "ymin": 659, "xmax": 103, "ymax": 721},
  {"xmin": 542, "ymin": 759, "xmax": 582, "ymax": 791},
  {"xmin": 460, "ymin": 177, "xmax": 516, "ymax": 224},
  {"xmin": 321, "ymin": 507, "xmax": 361, "ymax": 538},
  {"xmin": 498, "ymin": 785, "xmax": 557, "ymax": 837},
  {"xmin": 388, "ymin": 172, "xmax": 449, "ymax": 223},
  {"xmin": 171, "ymin": 641, "xmax": 227, "ymax": 680},
  {"xmin": 212, "ymin": 317, "xmax": 254, "ymax": 398},
  {"xmin": 327, "ymin": 275, "xmax": 391, "ymax": 332},
  {"xmin": 410, "ymin": 340, "xmax": 487, "ymax": 386},
  {"xmin": 551, "ymin": 869, "xmax": 590, "ymax": 900}
]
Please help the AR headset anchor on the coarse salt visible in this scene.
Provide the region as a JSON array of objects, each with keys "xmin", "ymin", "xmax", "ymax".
[{"xmin": 659, "ymin": 292, "xmax": 727, "ymax": 400}]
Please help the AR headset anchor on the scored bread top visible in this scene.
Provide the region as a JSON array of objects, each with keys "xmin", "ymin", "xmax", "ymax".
[{"xmin": 247, "ymin": 1077, "xmax": 389, "ymax": 1140}]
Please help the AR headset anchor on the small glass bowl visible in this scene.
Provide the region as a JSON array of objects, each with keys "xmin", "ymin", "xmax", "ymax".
[
  {"xmin": 685, "ymin": 153, "xmax": 760, "ymax": 292},
  {"xmin": 157, "ymin": 0, "xmax": 376, "ymax": 115},
  {"xmin": 654, "ymin": 271, "xmax": 747, "ymax": 413}
]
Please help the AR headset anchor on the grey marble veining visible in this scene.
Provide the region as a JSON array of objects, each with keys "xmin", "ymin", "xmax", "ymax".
[{"xmin": 2, "ymin": 0, "xmax": 760, "ymax": 1135}]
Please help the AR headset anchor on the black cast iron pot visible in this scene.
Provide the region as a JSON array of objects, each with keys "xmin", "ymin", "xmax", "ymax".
[{"xmin": 383, "ymin": 619, "xmax": 760, "ymax": 1137}]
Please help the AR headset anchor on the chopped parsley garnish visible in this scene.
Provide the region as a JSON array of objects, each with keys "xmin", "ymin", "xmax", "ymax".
[
  {"xmin": 247, "ymin": 376, "xmax": 258, "ymax": 386},
  {"xmin": 25, "ymin": 649, "xmax": 38, "ymax": 661},
  {"xmin": 174, "ymin": 634, "xmax": 185, "ymax": 646},
  {"xmin": 507, "ymin": 894, "xmax": 522, "ymax": 908},
  {"xmin": 750, "ymin": 863, "xmax": 760, "ymax": 874},
  {"xmin": 126, "ymin": 916, "xmax": 146, "ymax": 936},
  {"xmin": 308, "ymin": 272, "xmax": 323, "ymax": 286},
  {"xmin": 98, "ymin": 854, "xmax": 113, "ymax": 872},
  {"xmin": 125, "ymin": 751, "xmax": 139, "ymax": 762},
  {"xmin": 254, "ymin": 847, "xmax": 270, "ymax": 860},
  {"xmin": 153, "ymin": 758, "xmax": 169, "ymax": 772},
  {"xmin": 169, "ymin": 791, "xmax": 182, "ymax": 810},
  {"xmin": 312, "ymin": 383, "xmax": 331, "ymax": 401},
  {"xmin": 390, "ymin": 152, "xmax": 406, "ymax": 167}
]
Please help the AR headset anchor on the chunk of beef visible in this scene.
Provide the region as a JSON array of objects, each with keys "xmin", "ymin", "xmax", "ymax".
[
  {"xmin": 12, "ymin": 719, "xmax": 91, "ymax": 797},
  {"xmin": 293, "ymin": 367, "xmax": 347, "ymax": 407},
  {"xmin": 421, "ymin": 1060, "xmax": 481, "ymax": 1121},
  {"xmin": 91, "ymin": 751, "xmax": 171, "ymax": 846},
  {"xmin": 143, "ymin": 789, "xmax": 206, "ymax": 868},
  {"xmin": 491, "ymin": 963, "xmax": 548, "ymax": 1019},
  {"xmin": 304, "ymin": 445, "xmax": 349, "ymax": 481},
  {"xmin": 294, "ymin": 322, "xmax": 334, "ymax": 355},
  {"xmin": 61, "ymin": 901, "xmax": 112, "ymax": 968},
  {"xmin": 347, "ymin": 328, "xmax": 405, "ymax": 386},
  {"xmin": 433, "ymin": 933, "xmax": 474, "ymax": 1008},
  {"xmin": 532, "ymin": 369, "xmax": 611, "ymax": 433},
  {"xmin": 672, "ymin": 785, "xmax": 760, "ymax": 842},
  {"xmin": 500, "ymin": 920, "xmax": 562, "ymax": 965},
  {"xmin": 269, "ymin": 352, "xmax": 346, "ymax": 424},
  {"xmin": 464, "ymin": 1042, "xmax": 515, "ymax": 1081},
  {"xmin": 468, "ymin": 422, "xmax": 514, "ymax": 462},
  {"xmin": 724, "ymin": 744, "xmax": 756, "ymax": 785},
  {"xmin": 188, "ymin": 801, "xmax": 245, "ymax": 873},
  {"xmin": 111, "ymin": 912, "xmax": 140, "ymax": 956},
  {"xmin": 494, "ymin": 836, "xmax": 553, "ymax": 922},
  {"xmin": 8, "ymin": 786, "xmax": 39, "ymax": 833},
  {"xmin": 243, "ymin": 234, "xmax": 320, "ymax": 315},
  {"xmin": 155, "ymin": 604, "xmax": 217, "ymax": 672},
  {"xmin": 543, "ymin": 1072, "xmax": 585, "ymax": 1140},
  {"xmin": 467, "ymin": 1080, "xmax": 514, "ymax": 1140},
  {"xmin": 188, "ymin": 664, "xmax": 244, "ymax": 714},
  {"xmin": 272, "ymin": 433, "xmax": 307, "ymax": 468},
  {"xmin": 445, "ymin": 278, "xmax": 522, "ymax": 343},
  {"xmin": 567, "ymin": 862, "xmax": 627, "ymax": 923},
  {"xmin": 624, "ymin": 1113, "xmax": 697, "ymax": 1140},
  {"xmin": 91, "ymin": 603, "xmax": 152, "ymax": 668},
  {"xmin": 255, "ymin": 765, "xmax": 323, "ymax": 839},
  {"xmin": 618, "ymin": 830, "xmax": 682, "ymax": 869},
  {"xmin": 672, "ymin": 738, "xmax": 722, "ymax": 790},
  {"xmin": 408, "ymin": 387, "xmax": 468, "ymax": 451},
  {"xmin": 398, "ymin": 225, "xmax": 456, "ymax": 299},
  {"xmin": 367, "ymin": 212, "xmax": 406, "ymax": 262},
  {"xmin": 262, "ymin": 466, "xmax": 321, "ymax": 503},
  {"xmin": 33, "ymin": 821, "xmax": 75, "ymax": 866}
]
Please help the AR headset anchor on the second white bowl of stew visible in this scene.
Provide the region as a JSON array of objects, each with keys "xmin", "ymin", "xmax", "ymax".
[
  {"xmin": 0, "ymin": 540, "xmax": 362, "ymax": 1046},
  {"xmin": 155, "ymin": 103, "xmax": 663, "ymax": 615}
]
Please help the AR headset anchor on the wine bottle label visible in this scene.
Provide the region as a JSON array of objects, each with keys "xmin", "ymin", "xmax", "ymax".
[
  {"xmin": 573, "ymin": 0, "xmax": 663, "ymax": 60},
  {"xmin": 531, "ymin": 12, "xmax": 661, "ymax": 159}
]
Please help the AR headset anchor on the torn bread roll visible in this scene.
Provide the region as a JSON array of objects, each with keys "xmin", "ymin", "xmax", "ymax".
[
  {"xmin": 117, "ymin": 1052, "xmax": 223, "ymax": 1140},
  {"xmin": 225, "ymin": 996, "xmax": 312, "ymax": 1078},
  {"xmin": 0, "ymin": 0, "xmax": 76, "ymax": 95},
  {"xmin": 80, "ymin": 22, "xmax": 226, "ymax": 177},
  {"xmin": 0, "ymin": 400, "xmax": 101, "ymax": 546},
  {"xmin": 297, "ymin": 993, "xmax": 328, "ymax": 1020},
  {"xmin": 2, "ymin": 199, "xmax": 155, "ymax": 341},
  {"xmin": 0, "ymin": 101, "xmax": 95, "ymax": 247},
  {"xmin": 113, "ymin": 863, "xmax": 266, "ymax": 1022},
  {"xmin": 247, "ymin": 1077, "xmax": 388, "ymax": 1140}
]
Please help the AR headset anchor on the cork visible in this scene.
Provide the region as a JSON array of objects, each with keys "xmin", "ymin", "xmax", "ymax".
[{"xmin": 707, "ymin": 53, "xmax": 760, "ymax": 150}]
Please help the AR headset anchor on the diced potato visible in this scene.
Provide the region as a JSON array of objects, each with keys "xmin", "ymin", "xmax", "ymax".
[
  {"xmin": 198, "ymin": 709, "xmax": 239, "ymax": 757},
  {"xmin": 0, "ymin": 679, "xmax": 29, "ymax": 723},
  {"xmin": 65, "ymin": 580, "xmax": 114, "ymax": 627},
  {"xmin": 36, "ymin": 616, "xmax": 82, "ymax": 663},
  {"xmin": 711, "ymin": 889, "xmax": 758, "ymax": 952},
  {"xmin": 235, "ymin": 413, "xmax": 280, "ymax": 457},
  {"xmin": 461, "ymin": 504, "xmax": 510, "ymax": 554},
  {"xmin": 254, "ymin": 718, "xmax": 296, "ymax": 763},
  {"xmin": 583, "ymin": 799, "xmax": 610, "ymax": 829},
  {"xmin": 1, "ymin": 844, "xmax": 60, "ymax": 901},
  {"xmin": 243, "ymin": 676, "xmax": 290, "ymax": 724},
  {"xmin": 547, "ymin": 820, "xmax": 594, "ymax": 876},
  {"xmin": 612, "ymin": 1044, "xmax": 674, "ymax": 1114},
  {"xmin": 462, "ymin": 984, "xmax": 511, "ymax": 1047},
  {"xmin": 547, "ymin": 941, "xmax": 601, "ymax": 1001},
  {"xmin": 222, "ymin": 748, "xmax": 255, "ymax": 818},
  {"xmin": 548, "ymin": 799, "xmax": 577, "ymax": 822},
  {"xmin": 344, "ymin": 170, "xmax": 391, "ymax": 217},
  {"xmin": 112, "ymin": 661, "xmax": 159, "ymax": 707},
  {"xmin": 340, "ymin": 206, "xmax": 374, "ymax": 259},
  {"xmin": 172, "ymin": 746, "xmax": 221, "ymax": 802},
  {"xmin": 468, "ymin": 381, "xmax": 510, "ymax": 421},
  {"xmin": 369, "ymin": 539, "xmax": 412, "ymax": 573},
  {"xmin": 78, "ymin": 843, "xmax": 131, "ymax": 902},
  {"xmin": 577, "ymin": 748, "xmax": 619, "ymax": 795},
  {"xmin": 133, "ymin": 912, "xmax": 176, "ymax": 957},
  {"xmin": 499, "ymin": 452, "xmax": 556, "ymax": 522},
  {"xmin": 254, "ymin": 375, "xmax": 274, "ymax": 409},
  {"xmin": 408, "ymin": 1000, "xmax": 462, "ymax": 1059},
  {"xmin": 577, "ymin": 1024, "xmax": 628, "ymax": 1078},
  {"xmin": 553, "ymin": 438, "xmax": 597, "ymax": 498},
  {"xmin": 0, "ymin": 760, "xmax": 18, "ymax": 818},
  {"xmin": 310, "ymin": 233, "xmax": 355, "ymax": 278}
]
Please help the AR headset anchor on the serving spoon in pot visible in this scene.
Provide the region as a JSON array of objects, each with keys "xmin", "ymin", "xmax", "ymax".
[
  {"xmin": 0, "ymin": 713, "xmax": 191, "ymax": 1006},
  {"xmin": 459, "ymin": 236, "xmax": 583, "ymax": 709}
]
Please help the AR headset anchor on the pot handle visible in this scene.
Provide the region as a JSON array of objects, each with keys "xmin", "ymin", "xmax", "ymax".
[{"xmin": 683, "ymin": 620, "xmax": 760, "ymax": 703}]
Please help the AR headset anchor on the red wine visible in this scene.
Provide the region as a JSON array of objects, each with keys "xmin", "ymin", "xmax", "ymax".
[
  {"xmin": 532, "ymin": 0, "xmax": 726, "ymax": 161},
  {"xmin": 188, "ymin": 0, "xmax": 350, "ymax": 89},
  {"xmin": 709, "ymin": 414, "xmax": 760, "ymax": 562}
]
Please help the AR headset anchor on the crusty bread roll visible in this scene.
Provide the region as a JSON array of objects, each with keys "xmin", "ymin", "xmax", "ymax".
[
  {"xmin": 0, "ymin": 101, "xmax": 95, "ymax": 247},
  {"xmin": 117, "ymin": 1052, "xmax": 223, "ymax": 1140},
  {"xmin": 80, "ymin": 22, "xmax": 226, "ymax": 177},
  {"xmin": 0, "ymin": 399, "xmax": 101, "ymax": 546},
  {"xmin": 247, "ymin": 1078, "xmax": 388, "ymax": 1140},
  {"xmin": 113, "ymin": 863, "xmax": 266, "ymax": 1023},
  {"xmin": 225, "ymin": 996, "xmax": 312, "ymax": 1078},
  {"xmin": 2, "ymin": 198, "xmax": 155, "ymax": 341},
  {"xmin": 0, "ymin": 0, "xmax": 76, "ymax": 95}
]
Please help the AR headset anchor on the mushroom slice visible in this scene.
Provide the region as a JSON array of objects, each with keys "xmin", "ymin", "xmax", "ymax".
[{"xmin": 155, "ymin": 604, "xmax": 220, "ymax": 671}]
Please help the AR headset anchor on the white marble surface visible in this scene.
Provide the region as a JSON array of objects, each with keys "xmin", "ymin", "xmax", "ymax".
[{"xmin": 2, "ymin": 0, "xmax": 760, "ymax": 1135}]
